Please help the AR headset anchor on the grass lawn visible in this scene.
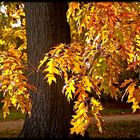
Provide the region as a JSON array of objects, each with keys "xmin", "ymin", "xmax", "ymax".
[
  {"xmin": 87, "ymin": 102, "xmax": 140, "ymax": 138},
  {"xmin": 88, "ymin": 120, "xmax": 140, "ymax": 138},
  {"xmin": 0, "ymin": 102, "xmax": 133, "ymax": 121},
  {"xmin": 101, "ymin": 102, "xmax": 137, "ymax": 115},
  {"xmin": 0, "ymin": 129, "xmax": 21, "ymax": 138},
  {"xmin": 0, "ymin": 102, "xmax": 140, "ymax": 138},
  {"xmin": 0, "ymin": 108, "xmax": 25, "ymax": 121}
]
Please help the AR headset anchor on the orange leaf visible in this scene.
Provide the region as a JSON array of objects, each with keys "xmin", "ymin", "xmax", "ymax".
[{"xmin": 120, "ymin": 79, "xmax": 133, "ymax": 88}]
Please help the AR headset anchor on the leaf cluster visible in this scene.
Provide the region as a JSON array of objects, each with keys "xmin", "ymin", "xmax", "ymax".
[
  {"xmin": 39, "ymin": 2, "xmax": 140, "ymax": 135},
  {"xmin": 0, "ymin": 2, "xmax": 32, "ymax": 117}
]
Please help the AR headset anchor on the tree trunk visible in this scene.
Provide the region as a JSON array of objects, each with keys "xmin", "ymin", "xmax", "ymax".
[{"xmin": 19, "ymin": 2, "xmax": 72, "ymax": 138}]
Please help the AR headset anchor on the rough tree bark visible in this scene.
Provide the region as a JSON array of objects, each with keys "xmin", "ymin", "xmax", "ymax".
[{"xmin": 19, "ymin": 2, "xmax": 73, "ymax": 138}]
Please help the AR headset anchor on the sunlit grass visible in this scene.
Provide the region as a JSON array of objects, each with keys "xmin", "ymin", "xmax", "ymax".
[{"xmin": 0, "ymin": 108, "xmax": 25, "ymax": 121}]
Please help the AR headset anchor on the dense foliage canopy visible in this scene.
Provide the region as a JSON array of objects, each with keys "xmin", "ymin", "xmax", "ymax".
[
  {"xmin": 0, "ymin": 2, "xmax": 33, "ymax": 117},
  {"xmin": 0, "ymin": 2, "xmax": 140, "ymax": 136}
]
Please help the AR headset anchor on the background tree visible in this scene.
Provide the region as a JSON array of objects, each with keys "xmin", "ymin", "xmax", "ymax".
[
  {"xmin": 0, "ymin": 2, "xmax": 89, "ymax": 138},
  {"xmin": 0, "ymin": 2, "xmax": 31, "ymax": 117}
]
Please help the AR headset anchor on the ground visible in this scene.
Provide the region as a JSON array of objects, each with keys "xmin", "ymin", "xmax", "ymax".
[
  {"xmin": 0, "ymin": 102, "xmax": 140, "ymax": 138},
  {"xmin": 0, "ymin": 113, "xmax": 140, "ymax": 138}
]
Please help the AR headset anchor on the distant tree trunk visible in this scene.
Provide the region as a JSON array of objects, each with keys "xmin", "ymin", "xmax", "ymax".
[{"xmin": 19, "ymin": 2, "xmax": 73, "ymax": 138}]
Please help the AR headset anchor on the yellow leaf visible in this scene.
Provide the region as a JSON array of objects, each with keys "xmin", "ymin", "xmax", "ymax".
[
  {"xmin": 38, "ymin": 55, "xmax": 48, "ymax": 70},
  {"xmin": 44, "ymin": 58, "xmax": 61, "ymax": 76},
  {"xmin": 45, "ymin": 73, "xmax": 56, "ymax": 85},
  {"xmin": 45, "ymin": 67, "xmax": 60, "ymax": 76},
  {"xmin": 72, "ymin": 108, "xmax": 85, "ymax": 120},
  {"xmin": 127, "ymin": 96, "xmax": 136, "ymax": 103},
  {"xmin": 73, "ymin": 62, "xmax": 81, "ymax": 73},
  {"xmin": 8, "ymin": 85, "xmax": 13, "ymax": 90},
  {"xmin": 65, "ymin": 79, "xmax": 75, "ymax": 101},
  {"xmin": 82, "ymin": 76, "xmax": 92, "ymax": 92},
  {"xmin": 46, "ymin": 58, "xmax": 54, "ymax": 67},
  {"xmin": 69, "ymin": 80, "xmax": 75, "ymax": 93},
  {"xmin": 70, "ymin": 100, "xmax": 89, "ymax": 136},
  {"xmin": 132, "ymin": 102, "xmax": 140, "ymax": 113},
  {"xmin": 11, "ymin": 96, "xmax": 17, "ymax": 106},
  {"xmin": 133, "ymin": 88, "xmax": 140, "ymax": 102},
  {"xmin": 91, "ymin": 98, "xmax": 99, "ymax": 106},
  {"xmin": 127, "ymin": 82, "xmax": 136, "ymax": 95}
]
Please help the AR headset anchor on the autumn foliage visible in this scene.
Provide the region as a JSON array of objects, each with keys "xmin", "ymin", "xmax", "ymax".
[
  {"xmin": 0, "ymin": 2, "xmax": 32, "ymax": 117},
  {"xmin": 1, "ymin": 2, "xmax": 140, "ymax": 136},
  {"xmin": 39, "ymin": 2, "xmax": 140, "ymax": 135}
]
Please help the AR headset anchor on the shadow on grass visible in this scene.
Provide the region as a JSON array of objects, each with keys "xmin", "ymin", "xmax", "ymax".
[
  {"xmin": 0, "ymin": 129, "xmax": 21, "ymax": 138},
  {"xmin": 88, "ymin": 120, "xmax": 140, "ymax": 138}
]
